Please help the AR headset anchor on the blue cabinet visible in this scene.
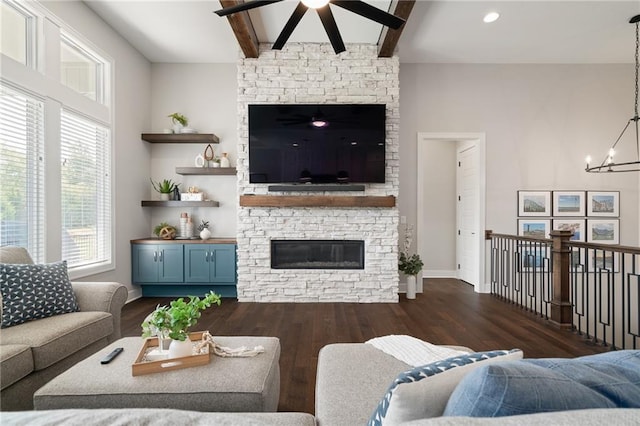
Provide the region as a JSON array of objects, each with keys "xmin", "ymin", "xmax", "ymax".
[
  {"xmin": 132, "ymin": 244, "xmax": 184, "ymax": 283},
  {"xmin": 185, "ymin": 244, "xmax": 236, "ymax": 284},
  {"xmin": 131, "ymin": 240, "xmax": 237, "ymax": 298}
]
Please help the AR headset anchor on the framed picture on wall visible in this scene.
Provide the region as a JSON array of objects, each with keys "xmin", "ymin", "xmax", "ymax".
[
  {"xmin": 586, "ymin": 219, "xmax": 619, "ymax": 244},
  {"xmin": 518, "ymin": 219, "xmax": 551, "ymax": 239},
  {"xmin": 552, "ymin": 191, "xmax": 585, "ymax": 216},
  {"xmin": 518, "ymin": 191, "xmax": 551, "ymax": 217},
  {"xmin": 552, "ymin": 219, "xmax": 586, "ymax": 242},
  {"xmin": 586, "ymin": 191, "xmax": 619, "ymax": 217}
]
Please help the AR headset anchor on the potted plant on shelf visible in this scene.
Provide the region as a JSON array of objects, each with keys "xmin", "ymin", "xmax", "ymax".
[
  {"xmin": 142, "ymin": 291, "xmax": 221, "ymax": 359},
  {"xmin": 198, "ymin": 220, "xmax": 211, "ymax": 240},
  {"xmin": 168, "ymin": 112, "xmax": 188, "ymax": 133},
  {"xmin": 399, "ymin": 224, "xmax": 423, "ymax": 300},
  {"xmin": 151, "ymin": 178, "xmax": 179, "ymax": 201}
]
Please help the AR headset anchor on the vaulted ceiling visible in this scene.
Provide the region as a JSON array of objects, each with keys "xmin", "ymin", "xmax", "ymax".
[{"xmin": 85, "ymin": 1, "xmax": 640, "ymax": 64}]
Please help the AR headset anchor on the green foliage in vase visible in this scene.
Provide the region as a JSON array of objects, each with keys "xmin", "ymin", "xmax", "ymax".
[
  {"xmin": 167, "ymin": 112, "xmax": 188, "ymax": 126},
  {"xmin": 398, "ymin": 224, "xmax": 424, "ymax": 276},
  {"xmin": 141, "ymin": 291, "xmax": 222, "ymax": 341},
  {"xmin": 197, "ymin": 220, "xmax": 209, "ymax": 232},
  {"xmin": 399, "ymin": 252, "xmax": 424, "ymax": 276}
]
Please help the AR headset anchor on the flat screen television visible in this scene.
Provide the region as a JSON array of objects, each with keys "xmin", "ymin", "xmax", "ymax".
[{"xmin": 248, "ymin": 104, "xmax": 386, "ymax": 184}]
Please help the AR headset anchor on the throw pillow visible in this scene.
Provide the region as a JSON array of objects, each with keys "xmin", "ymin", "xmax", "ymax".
[
  {"xmin": 368, "ymin": 349, "xmax": 523, "ymax": 426},
  {"xmin": 443, "ymin": 350, "xmax": 640, "ymax": 417},
  {"xmin": 1, "ymin": 261, "xmax": 79, "ymax": 328}
]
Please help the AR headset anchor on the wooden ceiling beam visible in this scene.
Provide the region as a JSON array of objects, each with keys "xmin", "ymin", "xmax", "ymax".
[
  {"xmin": 377, "ymin": 0, "xmax": 415, "ymax": 58},
  {"xmin": 219, "ymin": 0, "xmax": 260, "ymax": 58}
]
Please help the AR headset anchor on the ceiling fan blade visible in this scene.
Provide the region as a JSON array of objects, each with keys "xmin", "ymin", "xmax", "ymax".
[
  {"xmin": 214, "ymin": 0, "xmax": 283, "ymax": 17},
  {"xmin": 317, "ymin": 5, "xmax": 345, "ymax": 54},
  {"xmin": 332, "ymin": 0, "xmax": 405, "ymax": 29},
  {"xmin": 273, "ymin": 2, "xmax": 309, "ymax": 50}
]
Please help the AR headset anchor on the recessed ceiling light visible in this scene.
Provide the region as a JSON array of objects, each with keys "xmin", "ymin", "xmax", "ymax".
[
  {"xmin": 483, "ymin": 12, "xmax": 500, "ymax": 23},
  {"xmin": 301, "ymin": 0, "xmax": 329, "ymax": 9}
]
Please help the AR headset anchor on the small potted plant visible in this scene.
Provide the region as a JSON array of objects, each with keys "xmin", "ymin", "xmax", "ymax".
[
  {"xmin": 142, "ymin": 291, "xmax": 221, "ymax": 358},
  {"xmin": 399, "ymin": 224, "xmax": 423, "ymax": 299},
  {"xmin": 168, "ymin": 112, "xmax": 188, "ymax": 133},
  {"xmin": 198, "ymin": 220, "xmax": 211, "ymax": 240},
  {"xmin": 151, "ymin": 178, "xmax": 179, "ymax": 201}
]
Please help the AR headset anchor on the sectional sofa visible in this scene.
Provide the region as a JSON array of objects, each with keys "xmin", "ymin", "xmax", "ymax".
[{"xmin": 2, "ymin": 341, "xmax": 639, "ymax": 424}]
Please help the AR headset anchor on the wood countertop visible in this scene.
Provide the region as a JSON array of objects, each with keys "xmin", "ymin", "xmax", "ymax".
[{"xmin": 131, "ymin": 238, "xmax": 236, "ymax": 244}]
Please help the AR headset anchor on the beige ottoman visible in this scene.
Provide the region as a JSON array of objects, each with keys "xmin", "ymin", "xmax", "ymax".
[{"xmin": 34, "ymin": 336, "xmax": 280, "ymax": 412}]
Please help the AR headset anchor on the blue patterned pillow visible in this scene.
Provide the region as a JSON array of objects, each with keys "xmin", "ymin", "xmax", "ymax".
[
  {"xmin": 443, "ymin": 350, "xmax": 640, "ymax": 417},
  {"xmin": 1, "ymin": 261, "xmax": 79, "ymax": 328},
  {"xmin": 368, "ymin": 349, "xmax": 523, "ymax": 426}
]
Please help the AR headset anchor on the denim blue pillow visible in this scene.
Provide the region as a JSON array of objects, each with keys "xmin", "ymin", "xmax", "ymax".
[
  {"xmin": 443, "ymin": 350, "xmax": 640, "ymax": 417},
  {"xmin": 368, "ymin": 349, "xmax": 523, "ymax": 426}
]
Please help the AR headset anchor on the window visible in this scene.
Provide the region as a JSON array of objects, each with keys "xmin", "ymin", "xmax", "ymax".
[
  {"xmin": 0, "ymin": 0, "xmax": 35, "ymax": 66},
  {"xmin": 60, "ymin": 32, "xmax": 105, "ymax": 103},
  {"xmin": 1, "ymin": 2, "xmax": 113, "ymax": 276},
  {"xmin": 60, "ymin": 110, "xmax": 111, "ymax": 269},
  {"xmin": 0, "ymin": 83, "xmax": 44, "ymax": 261}
]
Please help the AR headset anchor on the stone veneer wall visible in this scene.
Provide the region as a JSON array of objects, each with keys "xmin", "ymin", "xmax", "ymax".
[{"xmin": 236, "ymin": 43, "xmax": 399, "ymax": 302}]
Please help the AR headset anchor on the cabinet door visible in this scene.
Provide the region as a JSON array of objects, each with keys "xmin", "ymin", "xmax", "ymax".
[
  {"xmin": 158, "ymin": 244, "xmax": 184, "ymax": 283},
  {"xmin": 185, "ymin": 245, "xmax": 211, "ymax": 283},
  {"xmin": 210, "ymin": 244, "xmax": 236, "ymax": 283},
  {"xmin": 132, "ymin": 245, "xmax": 159, "ymax": 283}
]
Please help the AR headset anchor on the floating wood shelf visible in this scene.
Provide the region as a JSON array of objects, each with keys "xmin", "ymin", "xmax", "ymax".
[
  {"xmin": 176, "ymin": 167, "xmax": 236, "ymax": 175},
  {"xmin": 141, "ymin": 200, "xmax": 220, "ymax": 207},
  {"xmin": 239, "ymin": 195, "xmax": 395, "ymax": 208},
  {"xmin": 141, "ymin": 133, "xmax": 220, "ymax": 144}
]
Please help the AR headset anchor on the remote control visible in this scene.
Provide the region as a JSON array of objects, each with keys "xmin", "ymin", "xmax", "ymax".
[{"xmin": 100, "ymin": 347, "xmax": 124, "ymax": 364}]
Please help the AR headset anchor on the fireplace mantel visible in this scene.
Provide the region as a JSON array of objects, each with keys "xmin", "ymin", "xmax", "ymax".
[{"xmin": 239, "ymin": 195, "xmax": 396, "ymax": 208}]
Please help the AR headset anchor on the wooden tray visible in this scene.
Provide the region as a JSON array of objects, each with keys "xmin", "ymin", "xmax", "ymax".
[{"xmin": 132, "ymin": 331, "xmax": 210, "ymax": 376}]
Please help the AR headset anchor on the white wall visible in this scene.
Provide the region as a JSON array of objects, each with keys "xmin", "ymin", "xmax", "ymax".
[
  {"xmin": 148, "ymin": 64, "xmax": 238, "ymax": 238},
  {"xmin": 400, "ymin": 64, "xmax": 640, "ymax": 276},
  {"xmin": 42, "ymin": 1, "xmax": 152, "ymax": 297}
]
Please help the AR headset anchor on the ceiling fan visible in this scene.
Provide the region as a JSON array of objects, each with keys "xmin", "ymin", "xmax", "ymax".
[{"xmin": 214, "ymin": 0, "xmax": 406, "ymax": 54}]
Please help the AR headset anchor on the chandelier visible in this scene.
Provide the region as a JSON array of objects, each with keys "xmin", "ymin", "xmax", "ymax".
[{"xmin": 585, "ymin": 14, "xmax": 640, "ymax": 173}]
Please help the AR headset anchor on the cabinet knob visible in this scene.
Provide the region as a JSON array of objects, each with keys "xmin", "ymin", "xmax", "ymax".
[{"xmin": 153, "ymin": 251, "xmax": 157, "ymax": 262}]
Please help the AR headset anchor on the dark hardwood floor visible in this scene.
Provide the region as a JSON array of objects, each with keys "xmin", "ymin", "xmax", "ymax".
[{"xmin": 121, "ymin": 278, "xmax": 608, "ymax": 414}]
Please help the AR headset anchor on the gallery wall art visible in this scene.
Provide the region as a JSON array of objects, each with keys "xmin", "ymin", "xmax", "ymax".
[{"xmin": 517, "ymin": 190, "xmax": 620, "ymax": 243}]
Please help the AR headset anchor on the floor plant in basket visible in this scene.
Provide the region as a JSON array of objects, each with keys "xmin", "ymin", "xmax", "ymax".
[{"xmin": 142, "ymin": 291, "xmax": 221, "ymax": 358}]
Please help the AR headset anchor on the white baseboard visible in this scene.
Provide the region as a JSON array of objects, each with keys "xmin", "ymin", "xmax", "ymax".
[
  {"xmin": 423, "ymin": 270, "xmax": 457, "ymax": 278},
  {"xmin": 126, "ymin": 288, "xmax": 142, "ymax": 303}
]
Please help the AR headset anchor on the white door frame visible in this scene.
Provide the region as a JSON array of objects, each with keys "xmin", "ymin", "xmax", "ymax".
[{"xmin": 416, "ymin": 132, "xmax": 488, "ymax": 293}]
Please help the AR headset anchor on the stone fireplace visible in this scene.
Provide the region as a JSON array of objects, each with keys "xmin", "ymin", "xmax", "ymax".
[{"xmin": 236, "ymin": 43, "xmax": 399, "ymax": 302}]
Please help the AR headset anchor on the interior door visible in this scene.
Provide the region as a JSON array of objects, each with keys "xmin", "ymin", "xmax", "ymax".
[{"xmin": 457, "ymin": 145, "xmax": 480, "ymax": 286}]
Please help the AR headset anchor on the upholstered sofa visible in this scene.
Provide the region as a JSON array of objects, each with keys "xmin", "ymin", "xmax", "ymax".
[
  {"xmin": 0, "ymin": 246, "xmax": 128, "ymax": 410},
  {"xmin": 1, "ymin": 339, "xmax": 639, "ymax": 424},
  {"xmin": 315, "ymin": 342, "xmax": 640, "ymax": 425}
]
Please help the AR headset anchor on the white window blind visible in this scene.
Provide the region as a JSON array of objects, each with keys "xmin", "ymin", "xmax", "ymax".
[
  {"xmin": 60, "ymin": 110, "xmax": 111, "ymax": 269},
  {"xmin": 0, "ymin": 83, "xmax": 45, "ymax": 261}
]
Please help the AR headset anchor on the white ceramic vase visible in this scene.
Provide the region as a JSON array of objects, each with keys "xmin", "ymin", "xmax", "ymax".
[
  {"xmin": 200, "ymin": 228, "xmax": 211, "ymax": 240},
  {"xmin": 406, "ymin": 275, "xmax": 417, "ymax": 300},
  {"xmin": 168, "ymin": 336, "xmax": 192, "ymax": 359},
  {"xmin": 160, "ymin": 193, "xmax": 170, "ymax": 201},
  {"xmin": 220, "ymin": 153, "xmax": 230, "ymax": 168}
]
